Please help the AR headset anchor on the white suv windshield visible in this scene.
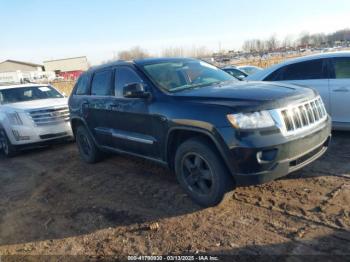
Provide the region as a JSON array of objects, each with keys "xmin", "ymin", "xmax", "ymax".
[
  {"xmin": 142, "ymin": 60, "xmax": 236, "ymax": 92},
  {"xmin": 0, "ymin": 86, "xmax": 63, "ymax": 105}
]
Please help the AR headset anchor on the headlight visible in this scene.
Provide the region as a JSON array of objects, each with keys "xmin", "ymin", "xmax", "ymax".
[
  {"xmin": 227, "ymin": 111, "xmax": 275, "ymax": 129},
  {"xmin": 6, "ymin": 112, "xmax": 23, "ymax": 125}
]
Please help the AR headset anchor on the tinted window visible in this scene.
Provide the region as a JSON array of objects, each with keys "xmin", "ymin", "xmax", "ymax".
[
  {"xmin": 115, "ymin": 67, "xmax": 143, "ymax": 97},
  {"xmin": 264, "ymin": 67, "xmax": 284, "ymax": 81},
  {"xmin": 280, "ymin": 59, "xmax": 326, "ymax": 80},
  {"xmin": 75, "ymin": 74, "xmax": 89, "ymax": 95},
  {"xmin": 91, "ymin": 70, "xmax": 113, "ymax": 96},
  {"xmin": 332, "ymin": 57, "xmax": 350, "ymax": 79}
]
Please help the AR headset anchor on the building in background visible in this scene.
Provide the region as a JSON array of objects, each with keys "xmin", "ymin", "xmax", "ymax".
[
  {"xmin": 43, "ymin": 56, "xmax": 89, "ymax": 80},
  {"xmin": 0, "ymin": 60, "xmax": 54, "ymax": 83},
  {"xmin": 0, "ymin": 60, "xmax": 44, "ymax": 72}
]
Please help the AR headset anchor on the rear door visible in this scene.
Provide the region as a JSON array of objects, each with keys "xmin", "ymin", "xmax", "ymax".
[
  {"xmin": 267, "ymin": 59, "xmax": 331, "ymax": 113},
  {"xmin": 107, "ymin": 66, "xmax": 160, "ymax": 158},
  {"xmin": 85, "ymin": 68, "xmax": 114, "ymax": 146},
  {"xmin": 329, "ymin": 57, "xmax": 350, "ymax": 125}
]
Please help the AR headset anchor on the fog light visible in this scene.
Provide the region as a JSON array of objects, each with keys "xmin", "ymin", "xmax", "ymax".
[
  {"xmin": 257, "ymin": 149, "xmax": 278, "ymax": 164},
  {"xmin": 12, "ymin": 130, "xmax": 20, "ymax": 141},
  {"xmin": 11, "ymin": 130, "xmax": 30, "ymax": 141}
]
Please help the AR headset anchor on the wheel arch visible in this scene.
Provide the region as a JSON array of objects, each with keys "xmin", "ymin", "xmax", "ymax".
[{"xmin": 165, "ymin": 126, "xmax": 235, "ymax": 176}]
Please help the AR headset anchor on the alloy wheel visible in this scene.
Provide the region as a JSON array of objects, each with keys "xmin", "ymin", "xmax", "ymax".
[{"xmin": 181, "ymin": 152, "xmax": 214, "ymax": 196}]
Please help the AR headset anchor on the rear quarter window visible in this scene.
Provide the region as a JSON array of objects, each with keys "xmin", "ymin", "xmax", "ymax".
[
  {"xmin": 91, "ymin": 70, "xmax": 113, "ymax": 96},
  {"xmin": 74, "ymin": 74, "xmax": 89, "ymax": 95}
]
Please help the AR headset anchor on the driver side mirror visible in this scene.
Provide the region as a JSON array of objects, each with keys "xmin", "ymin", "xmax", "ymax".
[{"xmin": 123, "ymin": 83, "xmax": 150, "ymax": 98}]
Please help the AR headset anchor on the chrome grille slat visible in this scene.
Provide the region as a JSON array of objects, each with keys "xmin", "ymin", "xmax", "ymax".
[
  {"xmin": 298, "ymin": 105, "xmax": 308, "ymax": 126},
  {"xmin": 315, "ymin": 99, "xmax": 324, "ymax": 118},
  {"xmin": 28, "ymin": 106, "xmax": 70, "ymax": 126},
  {"xmin": 271, "ymin": 97, "xmax": 327, "ymax": 136},
  {"xmin": 311, "ymin": 101, "xmax": 319, "ymax": 121}
]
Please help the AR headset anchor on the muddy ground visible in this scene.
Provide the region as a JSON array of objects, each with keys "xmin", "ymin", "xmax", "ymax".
[{"xmin": 0, "ymin": 132, "xmax": 349, "ymax": 260}]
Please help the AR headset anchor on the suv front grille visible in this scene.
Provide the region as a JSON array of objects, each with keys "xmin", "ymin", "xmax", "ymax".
[
  {"xmin": 271, "ymin": 97, "xmax": 327, "ymax": 136},
  {"xmin": 28, "ymin": 106, "xmax": 70, "ymax": 126}
]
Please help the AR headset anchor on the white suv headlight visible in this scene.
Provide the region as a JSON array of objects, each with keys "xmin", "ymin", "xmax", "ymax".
[
  {"xmin": 227, "ymin": 111, "xmax": 275, "ymax": 129},
  {"xmin": 6, "ymin": 112, "xmax": 23, "ymax": 126}
]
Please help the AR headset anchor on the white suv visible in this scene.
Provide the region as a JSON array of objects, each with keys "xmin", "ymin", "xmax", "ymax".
[{"xmin": 0, "ymin": 83, "xmax": 73, "ymax": 156}]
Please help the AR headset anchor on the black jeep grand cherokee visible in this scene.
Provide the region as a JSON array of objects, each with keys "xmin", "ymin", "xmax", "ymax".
[{"xmin": 69, "ymin": 58, "xmax": 331, "ymax": 207}]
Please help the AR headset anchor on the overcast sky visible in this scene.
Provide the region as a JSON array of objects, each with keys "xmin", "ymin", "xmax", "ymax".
[{"xmin": 1, "ymin": 0, "xmax": 349, "ymax": 65}]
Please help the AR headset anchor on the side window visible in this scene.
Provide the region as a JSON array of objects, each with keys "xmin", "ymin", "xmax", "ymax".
[
  {"xmin": 332, "ymin": 57, "xmax": 350, "ymax": 79},
  {"xmin": 114, "ymin": 67, "xmax": 143, "ymax": 97},
  {"xmin": 280, "ymin": 59, "xmax": 326, "ymax": 80},
  {"xmin": 74, "ymin": 74, "xmax": 89, "ymax": 95},
  {"xmin": 91, "ymin": 70, "xmax": 113, "ymax": 96},
  {"xmin": 264, "ymin": 67, "xmax": 284, "ymax": 81}
]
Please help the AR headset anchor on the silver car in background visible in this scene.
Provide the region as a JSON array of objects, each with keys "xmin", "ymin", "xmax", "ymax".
[
  {"xmin": 0, "ymin": 83, "xmax": 73, "ymax": 156},
  {"xmin": 247, "ymin": 51, "xmax": 350, "ymax": 130}
]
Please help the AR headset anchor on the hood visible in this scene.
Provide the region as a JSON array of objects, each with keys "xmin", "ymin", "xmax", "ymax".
[
  {"xmin": 171, "ymin": 81, "xmax": 317, "ymax": 110},
  {"xmin": 2, "ymin": 98, "xmax": 68, "ymax": 112}
]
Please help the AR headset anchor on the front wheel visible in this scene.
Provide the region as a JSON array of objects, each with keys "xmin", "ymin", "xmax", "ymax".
[
  {"xmin": 175, "ymin": 138, "xmax": 234, "ymax": 207},
  {"xmin": 0, "ymin": 130, "xmax": 17, "ymax": 157},
  {"xmin": 75, "ymin": 126, "xmax": 104, "ymax": 163}
]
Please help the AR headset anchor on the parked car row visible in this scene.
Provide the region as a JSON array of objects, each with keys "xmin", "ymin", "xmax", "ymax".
[{"xmin": 2, "ymin": 52, "xmax": 347, "ymax": 207}]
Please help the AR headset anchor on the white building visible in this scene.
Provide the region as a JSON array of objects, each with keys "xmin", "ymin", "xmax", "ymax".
[{"xmin": 0, "ymin": 60, "xmax": 55, "ymax": 83}]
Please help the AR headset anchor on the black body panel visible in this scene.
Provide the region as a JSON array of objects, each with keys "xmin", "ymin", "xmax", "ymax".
[{"xmin": 69, "ymin": 58, "xmax": 331, "ymax": 186}]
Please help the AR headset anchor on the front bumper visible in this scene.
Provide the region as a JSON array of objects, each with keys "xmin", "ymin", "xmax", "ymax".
[
  {"xmin": 6, "ymin": 121, "xmax": 73, "ymax": 146},
  {"xmin": 218, "ymin": 117, "xmax": 332, "ymax": 186}
]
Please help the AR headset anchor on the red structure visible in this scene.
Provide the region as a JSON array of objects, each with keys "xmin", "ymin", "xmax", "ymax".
[{"xmin": 58, "ymin": 70, "xmax": 84, "ymax": 80}]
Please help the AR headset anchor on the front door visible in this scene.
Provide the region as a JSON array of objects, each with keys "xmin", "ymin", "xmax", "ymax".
[
  {"xmin": 107, "ymin": 66, "xmax": 160, "ymax": 158},
  {"xmin": 277, "ymin": 58, "xmax": 331, "ymax": 113},
  {"xmin": 329, "ymin": 57, "xmax": 350, "ymax": 125}
]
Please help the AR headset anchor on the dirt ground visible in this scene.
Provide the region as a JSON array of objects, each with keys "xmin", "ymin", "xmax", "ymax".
[{"xmin": 0, "ymin": 131, "xmax": 349, "ymax": 260}]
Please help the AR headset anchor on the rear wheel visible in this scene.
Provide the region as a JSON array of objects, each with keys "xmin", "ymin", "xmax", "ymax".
[
  {"xmin": 75, "ymin": 125, "xmax": 104, "ymax": 163},
  {"xmin": 0, "ymin": 130, "xmax": 17, "ymax": 157},
  {"xmin": 175, "ymin": 138, "xmax": 234, "ymax": 207}
]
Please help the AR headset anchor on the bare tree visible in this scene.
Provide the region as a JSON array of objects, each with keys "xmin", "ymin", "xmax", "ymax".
[
  {"xmin": 118, "ymin": 46, "xmax": 150, "ymax": 60},
  {"xmin": 162, "ymin": 47, "xmax": 185, "ymax": 57},
  {"xmin": 299, "ymin": 32, "xmax": 311, "ymax": 46},
  {"xmin": 266, "ymin": 35, "xmax": 279, "ymax": 51},
  {"xmin": 162, "ymin": 46, "xmax": 212, "ymax": 58},
  {"xmin": 281, "ymin": 35, "xmax": 293, "ymax": 48}
]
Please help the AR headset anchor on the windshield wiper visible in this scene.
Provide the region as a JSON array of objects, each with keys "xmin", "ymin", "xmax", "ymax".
[{"xmin": 170, "ymin": 81, "xmax": 225, "ymax": 92}]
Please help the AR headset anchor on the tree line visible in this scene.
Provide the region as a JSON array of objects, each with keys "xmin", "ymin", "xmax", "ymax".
[
  {"xmin": 107, "ymin": 28, "xmax": 350, "ymax": 61},
  {"xmin": 242, "ymin": 28, "xmax": 350, "ymax": 53}
]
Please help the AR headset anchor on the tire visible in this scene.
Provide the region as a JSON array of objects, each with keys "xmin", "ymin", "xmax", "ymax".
[
  {"xmin": 174, "ymin": 138, "xmax": 234, "ymax": 207},
  {"xmin": 75, "ymin": 125, "xmax": 104, "ymax": 163},
  {"xmin": 0, "ymin": 129, "xmax": 17, "ymax": 157}
]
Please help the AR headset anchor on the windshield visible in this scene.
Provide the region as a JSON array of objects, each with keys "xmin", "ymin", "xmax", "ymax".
[
  {"xmin": 0, "ymin": 86, "xmax": 63, "ymax": 105},
  {"xmin": 142, "ymin": 60, "xmax": 237, "ymax": 92}
]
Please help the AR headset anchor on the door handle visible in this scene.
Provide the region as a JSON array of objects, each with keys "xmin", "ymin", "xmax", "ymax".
[
  {"xmin": 81, "ymin": 101, "xmax": 89, "ymax": 117},
  {"xmin": 109, "ymin": 104, "xmax": 121, "ymax": 110},
  {"xmin": 333, "ymin": 87, "xmax": 349, "ymax": 92}
]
